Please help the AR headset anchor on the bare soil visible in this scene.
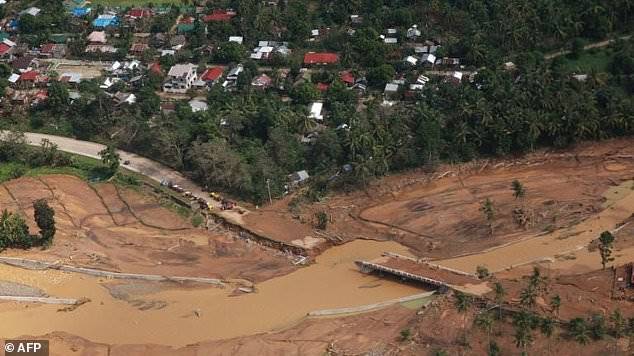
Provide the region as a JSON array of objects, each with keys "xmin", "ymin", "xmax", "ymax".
[
  {"xmin": 1, "ymin": 175, "xmax": 295, "ymax": 283},
  {"xmin": 256, "ymin": 138, "xmax": 634, "ymax": 260}
]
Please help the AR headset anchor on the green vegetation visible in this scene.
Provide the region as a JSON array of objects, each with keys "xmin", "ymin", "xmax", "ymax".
[
  {"xmin": 33, "ymin": 199, "xmax": 56, "ymax": 246},
  {"xmin": 558, "ymin": 48, "xmax": 614, "ymax": 73},
  {"xmin": 10, "ymin": 0, "xmax": 634, "ymax": 208},
  {"xmin": 511, "ymin": 180, "xmax": 526, "ymax": 199},
  {"xmin": 476, "ymin": 265, "xmax": 490, "ymax": 279},
  {"xmin": 314, "ymin": 211, "xmax": 329, "ymax": 230},
  {"xmin": 99, "ymin": 145, "xmax": 121, "ymax": 174},
  {"xmin": 480, "ymin": 198, "xmax": 495, "ymax": 237},
  {"xmin": 598, "ymin": 230, "xmax": 616, "ymax": 269},
  {"xmin": 191, "ymin": 213, "xmax": 204, "ymax": 227},
  {"xmin": 91, "ymin": 0, "xmax": 181, "ymax": 6},
  {"xmin": 0, "ymin": 199, "xmax": 56, "ymax": 251},
  {"xmin": 399, "ymin": 328, "xmax": 411, "ymax": 341}
]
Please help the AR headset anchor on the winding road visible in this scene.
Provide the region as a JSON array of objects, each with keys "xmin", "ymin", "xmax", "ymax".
[{"xmin": 7, "ymin": 131, "xmax": 246, "ymax": 222}]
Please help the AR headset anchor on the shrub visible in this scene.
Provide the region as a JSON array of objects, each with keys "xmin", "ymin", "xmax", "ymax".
[
  {"xmin": 476, "ymin": 265, "xmax": 490, "ymax": 279},
  {"xmin": 315, "ymin": 211, "xmax": 328, "ymax": 230},
  {"xmin": 191, "ymin": 214, "xmax": 204, "ymax": 228}
]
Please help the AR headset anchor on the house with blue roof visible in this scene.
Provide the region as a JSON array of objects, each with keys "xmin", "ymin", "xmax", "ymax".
[
  {"xmin": 93, "ymin": 14, "xmax": 119, "ymax": 28},
  {"xmin": 72, "ymin": 7, "xmax": 91, "ymax": 17}
]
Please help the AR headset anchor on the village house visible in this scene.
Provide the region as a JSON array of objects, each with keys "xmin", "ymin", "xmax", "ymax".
[
  {"xmin": 198, "ymin": 67, "xmax": 224, "ymax": 86},
  {"xmin": 228, "ymin": 36, "xmax": 243, "ymax": 44},
  {"xmin": 59, "ymin": 72, "xmax": 82, "ymax": 86},
  {"xmin": 163, "ymin": 63, "xmax": 198, "ymax": 93},
  {"xmin": 72, "ymin": 7, "xmax": 91, "ymax": 17},
  {"xmin": 87, "ymin": 31, "xmax": 107, "ymax": 44},
  {"xmin": 113, "ymin": 92, "xmax": 136, "ymax": 105},
  {"xmin": 0, "ymin": 38, "xmax": 17, "ymax": 59},
  {"xmin": 406, "ymin": 25, "xmax": 421, "ymax": 39},
  {"xmin": 85, "ymin": 44, "xmax": 117, "ymax": 54},
  {"xmin": 251, "ymin": 73, "xmax": 272, "ymax": 90},
  {"xmin": 126, "ymin": 8, "xmax": 153, "ymax": 20},
  {"xmin": 188, "ymin": 99, "xmax": 208, "ymax": 112},
  {"xmin": 11, "ymin": 55, "xmax": 37, "ymax": 73},
  {"xmin": 130, "ymin": 42, "xmax": 149, "ymax": 56},
  {"xmin": 203, "ymin": 9, "xmax": 236, "ymax": 22},
  {"xmin": 38, "ymin": 43, "xmax": 66, "ymax": 58},
  {"xmin": 21, "ymin": 7, "xmax": 41, "ymax": 17},
  {"xmin": 339, "ymin": 71, "xmax": 355, "ymax": 86},
  {"xmin": 17, "ymin": 70, "xmax": 46, "ymax": 88},
  {"xmin": 93, "ymin": 13, "xmax": 119, "ymax": 28},
  {"xmin": 421, "ymin": 53, "xmax": 436, "ymax": 66},
  {"xmin": 250, "ymin": 41, "xmax": 290, "ymax": 60},
  {"xmin": 308, "ymin": 102, "xmax": 324, "ymax": 121}
]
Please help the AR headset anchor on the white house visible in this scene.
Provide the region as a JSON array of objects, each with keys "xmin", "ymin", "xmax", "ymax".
[
  {"xmin": 404, "ymin": 56, "xmax": 418, "ymax": 66},
  {"xmin": 189, "ymin": 99, "xmax": 208, "ymax": 112},
  {"xmin": 163, "ymin": 63, "xmax": 198, "ymax": 93},
  {"xmin": 407, "ymin": 25, "xmax": 421, "ymax": 39},
  {"xmin": 228, "ymin": 36, "xmax": 243, "ymax": 44},
  {"xmin": 308, "ymin": 102, "xmax": 323, "ymax": 121},
  {"xmin": 422, "ymin": 53, "xmax": 436, "ymax": 65}
]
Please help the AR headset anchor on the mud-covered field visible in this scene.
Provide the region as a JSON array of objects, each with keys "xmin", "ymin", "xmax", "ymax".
[{"xmin": 1, "ymin": 175, "xmax": 295, "ymax": 282}]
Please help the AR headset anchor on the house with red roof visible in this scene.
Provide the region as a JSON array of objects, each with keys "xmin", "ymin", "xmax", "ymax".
[
  {"xmin": 203, "ymin": 9, "xmax": 236, "ymax": 22},
  {"xmin": 149, "ymin": 62, "xmax": 162, "ymax": 75},
  {"xmin": 0, "ymin": 39, "xmax": 16, "ymax": 59},
  {"xmin": 251, "ymin": 73, "xmax": 272, "ymax": 89},
  {"xmin": 18, "ymin": 70, "xmax": 46, "ymax": 88},
  {"xmin": 316, "ymin": 82, "xmax": 329, "ymax": 92},
  {"xmin": 127, "ymin": 8, "xmax": 152, "ymax": 20},
  {"xmin": 339, "ymin": 71, "xmax": 355, "ymax": 86},
  {"xmin": 200, "ymin": 67, "xmax": 224, "ymax": 85},
  {"xmin": 303, "ymin": 52, "xmax": 339, "ymax": 65},
  {"xmin": 39, "ymin": 43, "xmax": 66, "ymax": 58}
]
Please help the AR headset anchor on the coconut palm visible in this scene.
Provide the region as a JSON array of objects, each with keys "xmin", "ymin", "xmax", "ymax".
[
  {"xmin": 611, "ymin": 309, "xmax": 625, "ymax": 356},
  {"xmin": 540, "ymin": 317, "xmax": 556, "ymax": 355},
  {"xmin": 569, "ymin": 317, "xmax": 591, "ymax": 345},
  {"xmin": 454, "ymin": 292, "xmax": 472, "ymax": 347}
]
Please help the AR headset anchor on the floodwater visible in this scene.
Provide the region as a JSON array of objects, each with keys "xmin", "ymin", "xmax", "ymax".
[
  {"xmin": 0, "ymin": 240, "xmax": 422, "ymax": 346},
  {"xmin": 438, "ymin": 180, "xmax": 634, "ymax": 274}
]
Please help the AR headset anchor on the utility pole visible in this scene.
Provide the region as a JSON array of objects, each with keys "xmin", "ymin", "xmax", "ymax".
[{"xmin": 266, "ymin": 178, "xmax": 272, "ymax": 205}]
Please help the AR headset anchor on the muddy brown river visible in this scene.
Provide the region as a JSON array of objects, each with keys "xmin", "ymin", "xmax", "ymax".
[{"xmin": 0, "ymin": 240, "xmax": 422, "ymax": 346}]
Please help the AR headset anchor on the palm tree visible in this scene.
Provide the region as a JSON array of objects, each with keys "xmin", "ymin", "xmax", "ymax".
[
  {"xmin": 540, "ymin": 317, "xmax": 556, "ymax": 355},
  {"xmin": 493, "ymin": 282, "xmax": 506, "ymax": 332},
  {"xmin": 99, "ymin": 145, "xmax": 120, "ymax": 173},
  {"xmin": 512, "ymin": 180, "xmax": 526, "ymax": 199},
  {"xmin": 626, "ymin": 317, "xmax": 634, "ymax": 352},
  {"xmin": 598, "ymin": 231, "xmax": 616, "ymax": 269},
  {"xmin": 475, "ymin": 312, "xmax": 495, "ymax": 349},
  {"xmin": 513, "ymin": 310, "xmax": 535, "ymax": 355},
  {"xmin": 611, "ymin": 309, "xmax": 625, "ymax": 356},
  {"xmin": 454, "ymin": 291, "xmax": 472, "ymax": 348},
  {"xmin": 480, "ymin": 198, "xmax": 495, "ymax": 237},
  {"xmin": 569, "ymin": 317, "xmax": 591, "ymax": 345},
  {"xmin": 550, "ymin": 295, "xmax": 561, "ymax": 318}
]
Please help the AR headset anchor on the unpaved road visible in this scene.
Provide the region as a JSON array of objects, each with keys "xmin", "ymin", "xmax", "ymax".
[
  {"xmin": 9, "ymin": 131, "xmax": 246, "ymax": 223},
  {"xmin": 544, "ymin": 34, "xmax": 632, "ymax": 59}
]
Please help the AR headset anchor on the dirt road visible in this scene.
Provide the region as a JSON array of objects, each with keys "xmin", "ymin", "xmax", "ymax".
[
  {"xmin": 9, "ymin": 131, "xmax": 246, "ymax": 223},
  {"xmin": 544, "ymin": 34, "xmax": 632, "ymax": 59}
]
